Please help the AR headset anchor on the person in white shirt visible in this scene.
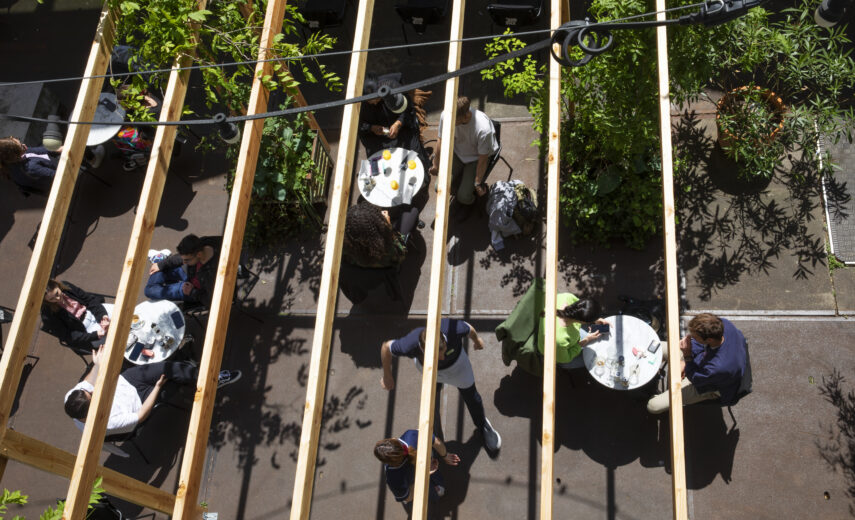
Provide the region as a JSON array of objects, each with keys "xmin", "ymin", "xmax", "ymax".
[
  {"xmin": 64, "ymin": 345, "xmax": 241, "ymax": 436},
  {"xmin": 430, "ymin": 96, "xmax": 499, "ymax": 213}
]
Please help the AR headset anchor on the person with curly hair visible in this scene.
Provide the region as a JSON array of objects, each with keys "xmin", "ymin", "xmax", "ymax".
[
  {"xmin": 374, "ymin": 429, "xmax": 459, "ymax": 506},
  {"xmin": 0, "ymin": 136, "xmax": 59, "ymax": 193},
  {"xmin": 538, "ymin": 294, "xmax": 609, "ymax": 369},
  {"xmin": 342, "ymin": 202, "xmax": 408, "ymax": 268}
]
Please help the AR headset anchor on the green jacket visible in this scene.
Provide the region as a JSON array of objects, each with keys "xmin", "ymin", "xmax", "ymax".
[{"xmin": 495, "ymin": 278, "xmax": 545, "ymax": 376}]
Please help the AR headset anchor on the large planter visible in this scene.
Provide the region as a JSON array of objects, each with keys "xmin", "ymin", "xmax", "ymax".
[{"xmin": 715, "ymin": 86, "xmax": 786, "ymax": 153}]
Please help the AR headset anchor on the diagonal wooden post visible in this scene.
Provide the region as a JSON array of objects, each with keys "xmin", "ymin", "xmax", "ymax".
[
  {"xmin": 654, "ymin": 1, "xmax": 688, "ymax": 518},
  {"xmin": 171, "ymin": 0, "xmax": 290, "ymax": 517},
  {"xmin": 540, "ymin": 0, "xmax": 568, "ymax": 517},
  {"xmin": 63, "ymin": 2, "xmax": 208, "ymax": 517},
  {"xmin": 412, "ymin": 1, "xmax": 465, "ymax": 518},
  {"xmin": 289, "ymin": 1, "xmax": 374, "ymax": 518},
  {"xmin": 0, "ymin": 1, "xmax": 115, "ymax": 487}
]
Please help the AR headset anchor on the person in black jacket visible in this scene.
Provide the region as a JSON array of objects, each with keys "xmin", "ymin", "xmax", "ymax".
[
  {"xmin": 41, "ymin": 279, "xmax": 112, "ymax": 352},
  {"xmin": 144, "ymin": 234, "xmax": 221, "ymax": 307},
  {"xmin": 358, "ymin": 75, "xmax": 428, "ymax": 165},
  {"xmin": 0, "ymin": 136, "xmax": 59, "ymax": 193}
]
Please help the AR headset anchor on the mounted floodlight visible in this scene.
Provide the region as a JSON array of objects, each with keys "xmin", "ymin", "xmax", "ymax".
[
  {"xmin": 377, "ymin": 85, "xmax": 408, "ymax": 114},
  {"xmin": 42, "ymin": 115, "xmax": 64, "ymax": 151},
  {"xmin": 214, "ymin": 112, "xmax": 241, "ymax": 144},
  {"xmin": 815, "ymin": 0, "xmax": 850, "ymax": 27}
]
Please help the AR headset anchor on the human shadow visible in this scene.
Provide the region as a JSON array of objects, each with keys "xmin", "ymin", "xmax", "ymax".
[
  {"xmin": 816, "ymin": 370, "xmax": 855, "ymax": 516},
  {"xmin": 674, "ymin": 109, "xmax": 837, "ymax": 301},
  {"xmin": 433, "ymin": 432, "xmax": 484, "ymax": 519}
]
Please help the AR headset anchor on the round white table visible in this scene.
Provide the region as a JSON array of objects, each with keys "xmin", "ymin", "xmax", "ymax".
[
  {"xmin": 357, "ymin": 147, "xmax": 424, "ymax": 207},
  {"xmin": 582, "ymin": 314, "xmax": 663, "ymax": 390},
  {"xmin": 124, "ymin": 300, "xmax": 185, "ymax": 365},
  {"xmin": 87, "ymin": 92, "xmax": 126, "ymax": 146}
]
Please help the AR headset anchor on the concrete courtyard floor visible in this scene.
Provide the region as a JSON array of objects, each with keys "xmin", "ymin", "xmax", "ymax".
[{"xmin": 2, "ymin": 1, "xmax": 855, "ymax": 519}]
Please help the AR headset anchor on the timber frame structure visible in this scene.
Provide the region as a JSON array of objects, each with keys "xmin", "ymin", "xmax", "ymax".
[{"xmin": 0, "ymin": 1, "xmax": 688, "ymax": 519}]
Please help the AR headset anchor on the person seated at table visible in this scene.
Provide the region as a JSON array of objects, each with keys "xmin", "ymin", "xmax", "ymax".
[
  {"xmin": 145, "ymin": 234, "xmax": 221, "ymax": 307},
  {"xmin": 343, "ymin": 202, "xmax": 409, "ymax": 268},
  {"xmin": 64, "ymin": 345, "xmax": 241, "ymax": 436},
  {"xmin": 647, "ymin": 313, "xmax": 748, "ymax": 414},
  {"xmin": 358, "ymin": 74, "xmax": 428, "ymax": 166},
  {"xmin": 538, "ymin": 293, "xmax": 608, "ymax": 369},
  {"xmin": 0, "ymin": 136, "xmax": 60, "ymax": 193},
  {"xmin": 430, "ymin": 96, "xmax": 499, "ymax": 220},
  {"xmin": 41, "ymin": 279, "xmax": 112, "ymax": 352},
  {"xmin": 374, "ymin": 429, "xmax": 460, "ymax": 507}
]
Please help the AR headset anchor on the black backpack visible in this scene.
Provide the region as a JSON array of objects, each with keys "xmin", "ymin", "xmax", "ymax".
[{"xmin": 512, "ymin": 183, "xmax": 538, "ymax": 235}]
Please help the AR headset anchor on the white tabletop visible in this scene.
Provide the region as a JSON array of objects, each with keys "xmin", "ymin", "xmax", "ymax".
[
  {"xmin": 357, "ymin": 147, "xmax": 424, "ymax": 207},
  {"xmin": 582, "ymin": 314, "xmax": 663, "ymax": 390},
  {"xmin": 87, "ymin": 92, "xmax": 126, "ymax": 146},
  {"xmin": 125, "ymin": 300, "xmax": 185, "ymax": 365}
]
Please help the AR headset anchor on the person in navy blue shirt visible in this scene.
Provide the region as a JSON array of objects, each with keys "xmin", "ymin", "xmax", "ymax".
[
  {"xmin": 647, "ymin": 313, "xmax": 747, "ymax": 413},
  {"xmin": 375, "ymin": 429, "xmax": 459, "ymax": 506},
  {"xmin": 380, "ymin": 318, "xmax": 502, "ymax": 452}
]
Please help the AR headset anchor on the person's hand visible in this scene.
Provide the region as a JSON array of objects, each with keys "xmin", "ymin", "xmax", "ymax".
[
  {"xmin": 149, "ymin": 263, "xmax": 160, "ymax": 275},
  {"xmin": 595, "ymin": 318, "xmax": 609, "ymax": 326},
  {"xmin": 155, "ymin": 374, "xmax": 167, "ymax": 388},
  {"xmin": 371, "ymin": 125, "xmax": 385, "ymax": 136},
  {"xmin": 387, "ymin": 122, "xmax": 401, "ymax": 139},
  {"xmin": 474, "ymin": 183, "xmax": 487, "ymax": 197},
  {"xmin": 583, "ymin": 330, "xmax": 603, "ymax": 343},
  {"xmin": 96, "ymin": 328, "xmax": 106, "ymax": 339},
  {"xmin": 472, "ymin": 334, "xmax": 485, "ymax": 350},
  {"xmin": 429, "ymin": 164, "xmax": 438, "ymax": 176},
  {"xmin": 91, "ymin": 345, "xmax": 104, "ymax": 365},
  {"xmin": 679, "ymin": 335, "xmax": 692, "ymax": 355},
  {"xmin": 443, "ymin": 452, "xmax": 460, "ymax": 466},
  {"xmin": 182, "ymin": 282, "xmax": 193, "ymax": 296},
  {"xmin": 380, "ymin": 374, "xmax": 395, "ymax": 391}
]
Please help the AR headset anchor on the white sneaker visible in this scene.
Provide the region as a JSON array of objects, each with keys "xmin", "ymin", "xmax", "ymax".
[
  {"xmin": 217, "ymin": 370, "xmax": 242, "ymax": 388},
  {"xmin": 482, "ymin": 418, "xmax": 502, "ymax": 452},
  {"xmin": 88, "ymin": 144, "xmax": 105, "ymax": 168},
  {"xmin": 147, "ymin": 249, "xmax": 171, "ymax": 263}
]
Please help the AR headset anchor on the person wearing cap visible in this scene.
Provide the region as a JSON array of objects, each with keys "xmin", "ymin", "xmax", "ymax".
[
  {"xmin": 358, "ymin": 74, "xmax": 427, "ymax": 164},
  {"xmin": 380, "ymin": 318, "xmax": 502, "ymax": 453}
]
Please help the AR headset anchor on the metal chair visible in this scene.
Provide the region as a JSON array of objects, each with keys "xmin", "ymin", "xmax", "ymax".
[
  {"xmin": 484, "ymin": 118, "xmax": 512, "ymax": 182},
  {"xmin": 487, "ymin": 0, "xmax": 543, "ymax": 28}
]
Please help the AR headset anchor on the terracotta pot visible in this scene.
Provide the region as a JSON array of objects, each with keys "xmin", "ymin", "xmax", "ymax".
[{"xmin": 715, "ymin": 86, "xmax": 786, "ymax": 152}]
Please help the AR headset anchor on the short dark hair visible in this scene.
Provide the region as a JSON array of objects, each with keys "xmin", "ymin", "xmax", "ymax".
[
  {"xmin": 65, "ymin": 389, "xmax": 91, "ymax": 420},
  {"xmin": 176, "ymin": 234, "xmax": 204, "ymax": 255},
  {"xmin": 556, "ymin": 298, "xmax": 601, "ymax": 323},
  {"xmin": 456, "ymin": 96, "xmax": 471, "ymax": 118},
  {"xmin": 688, "ymin": 313, "xmax": 724, "ymax": 341}
]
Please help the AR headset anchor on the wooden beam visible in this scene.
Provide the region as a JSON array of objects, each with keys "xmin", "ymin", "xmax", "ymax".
[
  {"xmin": 411, "ymin": 0, "xmax": 465, "ymax": 517},
  {"xmin": 63, "ymin": 3, "xmax": 207, "ymax": 517},
  {"xmin": 654, "ymin": 1, "xmax": 688, "ymax": 518},
  {"xmin": 0, "ymin": 1, "xmax": 115, "ymax": 485},
  {"xmin": 0, "ymin": 430, "xmax": 175, "ymax": 514},
  {"xmin": 171, "ymin": 0, "xmax": 288, "ymax": 517},
  {"xmin": 540, "ymin": 0, "xmax": 568, "ymax": 517},
  {"xmin": 289, "ymin": 1, "xmax": 374, "ymax": 518}
]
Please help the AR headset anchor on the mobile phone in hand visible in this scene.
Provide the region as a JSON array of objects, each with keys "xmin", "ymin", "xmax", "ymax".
[{"xmin": 588, "ymin": 323, "xmax": 609, "ymax": 334}]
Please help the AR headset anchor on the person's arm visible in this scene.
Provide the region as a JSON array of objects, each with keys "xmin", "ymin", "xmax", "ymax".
[
  {"xmin": 473, "ymin": 154, "xmax": 490, "ymax": 196},
  {"xmin": 380, "ymin": 340, "xmax": 396, "ymax": 390},
  {"xmin": 156, "ymin": 253, "xmax": 183, "ymax": 273},
  {"xmin": 466, "ymin": 322, "xmax": 485, "ymax": 350},
  {"xmin": 432, "ymin": 436, "xmax": 460, "ymax": 466},
  {"xmin": 83, "ymin": 346, "xmax": 105, "ymax": 385},
  {"xmin": 136, "ymin": 374, "xmax": 166, "ymax": 423}
]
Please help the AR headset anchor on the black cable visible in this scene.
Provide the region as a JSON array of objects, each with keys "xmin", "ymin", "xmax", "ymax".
[{"xmin": 0, "ymin": 3, "xmax": 706, "ymax": 89}]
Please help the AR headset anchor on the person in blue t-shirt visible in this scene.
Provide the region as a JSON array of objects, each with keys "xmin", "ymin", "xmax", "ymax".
[
  {"xmin": 375, "ymin": 429, "xmax": 460, "ymax": 505},
  {"xmin": 647, "ymin": 313, "xmax": 748, "ymax": 413},
  {"xmin": 380, "ymin": 318, "xmax": 502, "ymax": 452}
]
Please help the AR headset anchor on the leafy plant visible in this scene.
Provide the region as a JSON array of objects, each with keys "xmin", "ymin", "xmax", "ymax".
[
  {"xmin": 0, "ymin": 477, "xmax": 107, "ymax": 520},
  {"xmin": 225, "ymin": 102, "xmax": 325, "ymax": 247},
  {"xmin": 716, "ymin": 86, "xmax": 786, "ymax": 180}
]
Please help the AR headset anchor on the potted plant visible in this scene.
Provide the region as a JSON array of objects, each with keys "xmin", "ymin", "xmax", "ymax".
[{"xmin": 715, "ymin": 85, "xmax": 786, "ymax": 182}]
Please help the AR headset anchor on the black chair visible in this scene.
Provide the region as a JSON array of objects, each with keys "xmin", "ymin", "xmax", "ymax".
[
  {"xmin": 487, "ymin": 0, "xmax": 543, "ymax": 28},
  {"xmin": 297, "ymin": 0, "xmax": 347, "ymax": 30},
  {"xmin": 182, "ymin": 262, "xmax": 264, "ymax": 329},
  {"xmin": 396, "ymin": 0, "xmax": 450, "ymax": 52},
  {"xmin": 484, "ymin": 118, "xmax": 512, "ymax": 182}
]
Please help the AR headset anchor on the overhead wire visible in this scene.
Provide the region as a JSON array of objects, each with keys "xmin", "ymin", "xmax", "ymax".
[{"xmin": 0, "ymin": 1, "xmax": 718, "ymax": 129}]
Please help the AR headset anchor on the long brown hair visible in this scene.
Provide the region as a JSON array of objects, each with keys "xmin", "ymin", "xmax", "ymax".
[
  {"xmin": 374, "ymin": 438, "xmax": 417, "ymax": 466},
  {"xmin": 43, "ymin": 279, "xmax": 69, "ymax": 313},
  {"xmin": 343, "ymin": 203, "xmax": 399, "ymax": 266}
]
